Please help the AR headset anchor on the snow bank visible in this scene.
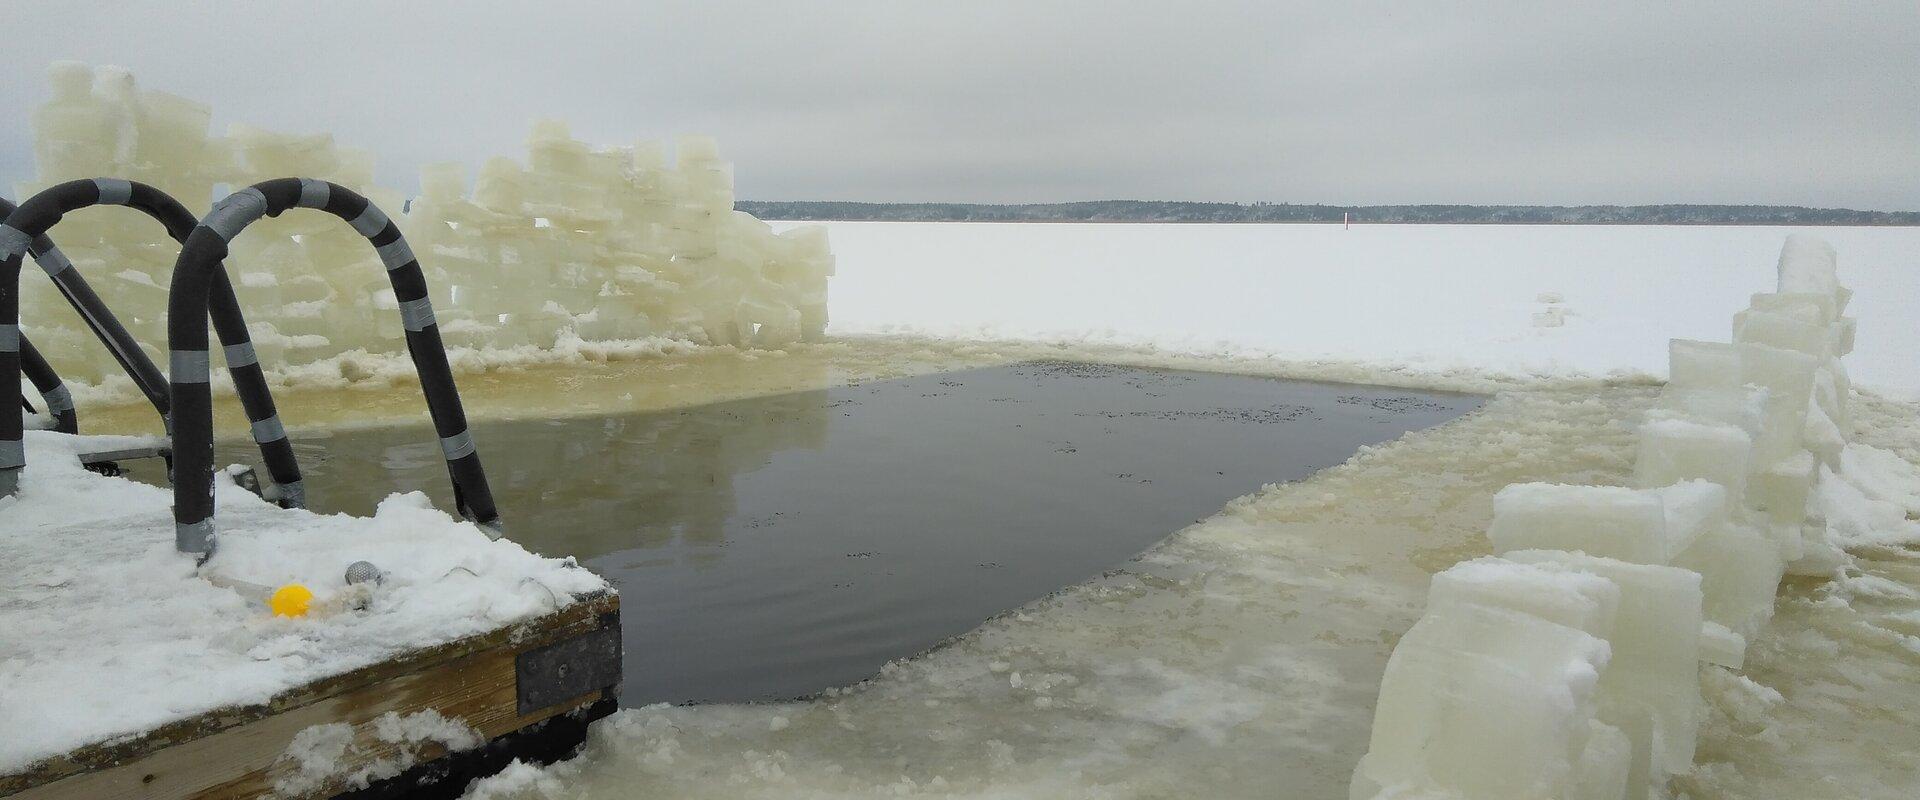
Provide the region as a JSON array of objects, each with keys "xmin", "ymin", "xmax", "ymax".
[
  {"xmin": 0, "ymin": 429, "xmax": 607, "ymax": 774},
  {"xmin": 44, "ymin": 329, "xmax": 710, "ymax": 417},
  {"xmin": 1349, "ymin": 235, "xmax": 1920, "ymax": 799}
]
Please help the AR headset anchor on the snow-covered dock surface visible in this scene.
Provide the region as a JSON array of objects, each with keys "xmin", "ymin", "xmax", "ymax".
[{"xmin": 0, "ymin": 430, "xmax": 608, "ymax": 775}]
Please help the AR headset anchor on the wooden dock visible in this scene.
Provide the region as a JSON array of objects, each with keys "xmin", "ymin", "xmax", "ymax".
[{"xmin": 0, "ymin": 592, "xmax": 620, "ymax": 800}]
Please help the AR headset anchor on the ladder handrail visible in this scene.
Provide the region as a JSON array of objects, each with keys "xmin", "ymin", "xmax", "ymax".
[
  {"xmin": 166, "ymin": 179, "xmax": 501, "ymax": 558},
  {"xmin": 18, "ymin": 334, "xmax": 76, "ymax": 434},
  {"xmin": 0, "ymin": 179, "xmax": 305, "ymax": 506},
  {"xmin": 0, "ymin": 194, "xmax": 165, "ymax": 428}
]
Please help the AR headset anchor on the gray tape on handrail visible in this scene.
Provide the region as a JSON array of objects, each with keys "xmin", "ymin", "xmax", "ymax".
[
  {"xmin": 0, "ymin": 225, "xmax": 29, "ymax": 259},
  {"xmin": 41, "ymin": 384, "xmax": 74, "ymax": 414},
  {"xmin": 0, "ymin": 324, "xmax": 17, "ymax": 352},
  {"xmin": 203, "ymin": 188, "xmax": 269, "ymax": 242},
  {"xmin": 297, "ymin": 178, "xmax": 330, "ymax": 209},
  {"xmin": 176, "ymin": 518, "xmax": 215, "ymax": 555},
  {"xmin": 277, "ymin": 479, "xmax": 307, "ymax": 509},
  {"xmin": 250, "ymin": 414, "xmax": 287, "ymax": 444},
  {"xmin": 478, "ymin": 516, "xmax": 504, "ymax": 539},
  {"xmin": 375, "ymin": 237, "xmax": 415, "ymax": 271},
  {"xmin": 35, "ymin": 246, "xmax": 73, "ymax": 276},
  {"xmin": 93, "ymin": 178, "xmax": 133, "ymax": 206},
  {"xmin": 398, "ymin": 297, "xmax": 436, "ymax": 332},
  {"xmin": 348, "ymin": 203, "xmax": 390, "ymax": 237},
  {"xmin": 170, "ymin": 349, "xmax": 211, "ymax": 383},
  {"xmin": 223, "ymin": 341, "xmax": 259, "ymax": 369},
  {"xmin": 439, "ymin": 429, "xmax": 476, "ymax": 461},
  {"xmin": 0, "ymin": 439, "xmax": 23, "ymax": 469}
]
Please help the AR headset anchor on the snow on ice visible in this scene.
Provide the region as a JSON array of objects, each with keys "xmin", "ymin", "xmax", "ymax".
[{"xmin": 799, "ymin": 220, "xmax": 1920, "ymax": 397}]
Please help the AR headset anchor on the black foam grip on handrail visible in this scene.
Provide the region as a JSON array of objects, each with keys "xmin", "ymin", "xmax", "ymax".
[
  {"xmin": 0, "ymin": 187, "xmax": 169, "ymax": 415},
  {"xmin": 0, "ymin": 198, "xmax": 82, "ymax": 436},
  {"xmin": 0, "ymin": 179, "xmax": 304, "ymax": 509},
  {"xmin": 167, "ymin": 179, "xmax": 500, "ymax": 557}
]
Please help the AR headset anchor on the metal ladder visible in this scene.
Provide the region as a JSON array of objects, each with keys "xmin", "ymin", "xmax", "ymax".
[
  {"xmin": 5, "ymin": 177, "xmax": 503, "ymax": 561},
  {"xmin": 0, "ymin": 180, "xmax": 303, "ymax": 499}
]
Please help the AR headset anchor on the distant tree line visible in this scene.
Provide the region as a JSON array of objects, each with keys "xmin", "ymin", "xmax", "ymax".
[{"xmin": 736, "ymin": 200, "xmax": 1919, "ymax": 226}]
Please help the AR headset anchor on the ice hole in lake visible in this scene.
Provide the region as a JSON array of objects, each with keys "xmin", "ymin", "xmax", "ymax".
[{"xmin": 132, "ymin": 362, "xmax": 1480, "ymax": 704}]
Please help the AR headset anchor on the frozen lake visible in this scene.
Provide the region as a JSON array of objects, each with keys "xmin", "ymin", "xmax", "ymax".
[
  {"xmin": 784, "ymin": 222, "xmax": 1920, "ymax": 395},
  {"xmin": 60, "ymin": 223, "xmax": 1919, "ymax": 799}
]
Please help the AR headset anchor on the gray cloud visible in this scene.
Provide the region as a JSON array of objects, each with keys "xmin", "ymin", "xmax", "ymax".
[{"xmin": 0, "ymin": 0, "xmax": 1914, "ymax": 208}]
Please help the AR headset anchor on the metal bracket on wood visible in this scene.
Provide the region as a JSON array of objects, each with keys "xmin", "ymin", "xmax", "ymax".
[
  {"xmin": 76, "ymin": 445, "xmax": 171, "ymax": 464},
  {"xmin": 76, "ymin": 444, "xmax": 172, "ymax": 478},
  {"xmin": 515, "ymin": 613, "xmax": 621, "ymax": 715}
]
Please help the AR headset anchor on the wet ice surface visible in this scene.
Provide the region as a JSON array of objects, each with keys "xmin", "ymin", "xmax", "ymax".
[
  {"xmin": 456, "ymin": 380, "xmax": 1636, "ymax": 800},
  {"xmin": 460, "ymin": 381, "xmax": 1920, "ymax": 800},
  {"xmin": 150, "ymin": 362, "xmax": 1479, "ymax": 705}
]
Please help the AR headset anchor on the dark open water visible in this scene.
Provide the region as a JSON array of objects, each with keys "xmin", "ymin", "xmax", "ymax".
[{"xmin": 152, "ymin": 362, "xmax": 1480, "ymax": 704}]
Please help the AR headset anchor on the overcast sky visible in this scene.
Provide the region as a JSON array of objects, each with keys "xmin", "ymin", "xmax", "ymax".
[{"xmin": 2, "ymin": 1, "xmax": 1915, "ymax": 208}]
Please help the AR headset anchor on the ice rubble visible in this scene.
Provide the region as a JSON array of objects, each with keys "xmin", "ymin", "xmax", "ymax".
[
  {"xmin": 0, "ymin": 429, "xmax": 606, "ymax": 774},
  {"xmin": 16, "ymin": 61, "xmax": 832, "ymax": 384},
  {"xmin": 1350, "ymin": 234, "xmax": 1904, "ymax": 800}
]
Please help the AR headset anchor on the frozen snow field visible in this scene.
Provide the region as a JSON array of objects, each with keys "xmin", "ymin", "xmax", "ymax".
[{"xmin": 799, "ymin": 222, "xmax": 1920, "ymax": 396}]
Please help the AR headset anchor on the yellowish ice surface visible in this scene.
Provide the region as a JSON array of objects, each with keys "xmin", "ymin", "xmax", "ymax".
[
  {"xmin": 74, "ymin": 337, "xmax": 1021, "ymax": 437},
  {"xmin": 71, "ymin": 334, "xmax": 1566, "ymax": 438},
  {"xmin": 67, "ymin": 337, "xmax": 1920, "ymax": 799}
]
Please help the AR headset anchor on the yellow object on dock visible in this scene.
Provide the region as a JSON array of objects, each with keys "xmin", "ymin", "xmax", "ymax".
[{"xmin": 268, "ymin": 584, "xmax": 313, "ymax": 618}]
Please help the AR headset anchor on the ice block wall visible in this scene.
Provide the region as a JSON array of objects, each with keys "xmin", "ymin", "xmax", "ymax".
[
  {"xmin": 1351, "ymin": 234, "xmax": 1860, "ymax": 800},
  {"xmin": 15, "ymin": 62, "xmax": 832, "ymax": 381}
]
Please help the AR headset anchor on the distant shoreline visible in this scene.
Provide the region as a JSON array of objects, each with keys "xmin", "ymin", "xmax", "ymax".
[
  {"xmin": 760, "ymin": 218, "xmax": 1919, "ymax": 228},
  {"xmin": 739, "ymin": 200, "xmax": 1920, "ymax": 227}
]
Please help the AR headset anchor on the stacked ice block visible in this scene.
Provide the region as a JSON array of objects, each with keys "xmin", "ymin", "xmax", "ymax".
[
  {"xmin": 1351, "ymin": 561, "xmax": 1621, "ymax": 800},
  {"xmin": 13, "ymin": 62, "xmax": 833, "ymax": 380},
  {"xmin": 1351, "ymin": 235, "xmax": 1862, "ymax": 800},
  {"xmin": 15, "ymin": 63, "xmax": 230, "ymax": 381},
  {"xmin": 410, "ymin": 123, "xmax": 831, "ymax": 353}
]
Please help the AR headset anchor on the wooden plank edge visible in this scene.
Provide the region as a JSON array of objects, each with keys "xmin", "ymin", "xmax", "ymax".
[
  {"xmin": 332, "ymin": 694, "xmax": 617, "ymax": 800},
  {"xmin": 0, "ymin": 590, "xmax": 619, "ymax": 795}
]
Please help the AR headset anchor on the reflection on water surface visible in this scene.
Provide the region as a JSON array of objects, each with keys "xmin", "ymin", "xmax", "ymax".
[{"xmin": 162, "ymin": 362, "xmax": 1482, "ymax": 703}]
